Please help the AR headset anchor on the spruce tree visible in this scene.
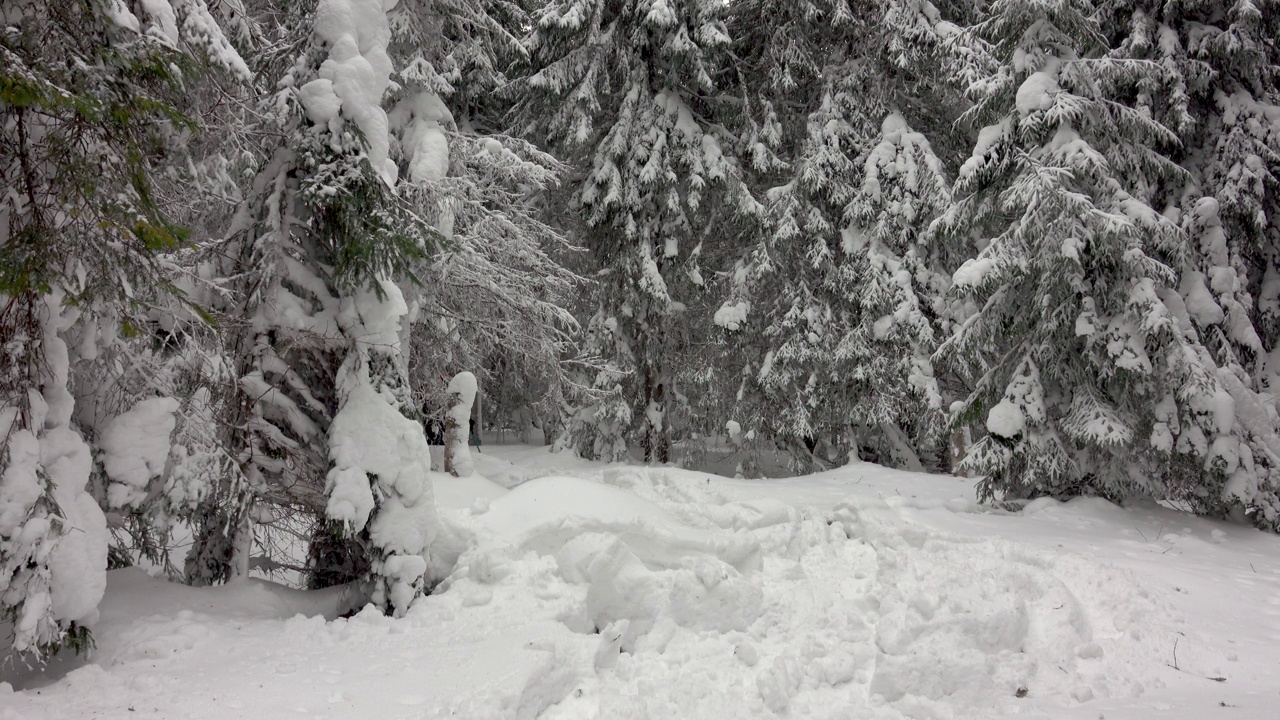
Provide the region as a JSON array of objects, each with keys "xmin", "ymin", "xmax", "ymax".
[
  {"xmin": 201, "ymin": 0, "xmax": 582, "ymax": 602},
  {"xmin": 514, "ymin": 0, "xmax": 758, "ymax": 464},
  {"xmin": 1, "ymin": 0, "xmax": 247, "ymax": 655},
  {"xmin": 209, "ymin": 0, "xmax": 441, "ymax": 612},
  {"xmin": 936, "ymin": 0, "xmax": 1280, "ymax": 527},
  {"xmin": 1096, "ymin": 0, "xmax": 1280, "ymax": 525},
  {"xmin": 720, "ymin": 0, "xmax": 973, "ymax": 471}
]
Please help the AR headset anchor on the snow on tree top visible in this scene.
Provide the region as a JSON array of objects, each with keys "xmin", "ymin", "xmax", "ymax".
[
  {"xmin": 1016, "ymin": 71, "xmax": 1059, "ymax": 117},
  {"xmin": 303, "ymin": 0, "xmax": 398, "ymax": 186},
  {"xmin": 448, "ymin": 371, "xmax": 478, "ymax": 403}
]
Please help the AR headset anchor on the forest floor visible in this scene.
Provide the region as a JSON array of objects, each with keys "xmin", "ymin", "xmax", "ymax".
[{"xmin": 3, "ymin": 444, "xmax": 1279, "ymax": 719}]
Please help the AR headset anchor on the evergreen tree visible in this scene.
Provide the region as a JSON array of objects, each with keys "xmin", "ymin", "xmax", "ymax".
[
  {"xmin": 515, "ymin": 0, "xmax": 759, "ymax": 464},
  {"xmin": 1099, "ymin": 0, "xmax": 1280, "ymax": 511},
  {"xmin": 210, "ymin": 0, "xmax": 441, "ymax": 612},
  {"xmin": 719, "ymin": 0, "xmax": 972, "ymax": 471},
  {"xmin": 1, "ymin": 0, "xmax": 246, "ymax": 655},
  {"xmin": 936, "ymin": 0, "xmax": 1280, "ymax": 527},
  {"xmin": 556, "ymin": 307, "xmax": 633, "ymax": 461}
]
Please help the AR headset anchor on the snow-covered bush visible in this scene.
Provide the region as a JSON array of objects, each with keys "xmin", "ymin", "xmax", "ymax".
[{"xmin": 556, "ymin": 310, "xmax": 633, "ymax": 462}]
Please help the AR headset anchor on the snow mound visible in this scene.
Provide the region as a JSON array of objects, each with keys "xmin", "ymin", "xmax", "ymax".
[
  {"xmin": 542, "ymin": 485, "xmax": 1180, "ymax": 720},
  {"xmin": 554, "ymin": 532, "xmax": 763, "ymax": 649},
  {"xmin": 432, "ymin": 472, "xmax": 770, "ymax": 657},
  {"xmin": 11, "ymin": 453, "xmax": 1248, "ymax": 720},
  {"xmin": 987, "ymin": 397, "xmax": 1026, "ymax": 437},
  {"xmin": 952, "ymin": 256, "xmax": 996, "ymax": 287},
  {"xmin": 475, "ymin": 475, "xmax": 762, "ymax": 574},
  {"xmin": 834, "ymin": 501, "xmax": 1161, "ymax": 713},
  {"xmin": 431, "ymin": 472, "xmax": 508, "ymax": 512},
  {"xmin": 714, "ymin": 300, "xmax": 750, "ymax": 330}
]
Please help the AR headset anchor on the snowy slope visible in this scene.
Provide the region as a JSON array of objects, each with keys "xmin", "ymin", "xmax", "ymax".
[{"xmin": 4, "ymin": 448, "xmax": 1278, "ymax": 719}]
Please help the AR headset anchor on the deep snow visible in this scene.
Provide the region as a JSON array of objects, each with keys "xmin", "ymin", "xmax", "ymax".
[{"xmin": 3, "ymin": 445, "xmax": 1278, "ymax": 719}]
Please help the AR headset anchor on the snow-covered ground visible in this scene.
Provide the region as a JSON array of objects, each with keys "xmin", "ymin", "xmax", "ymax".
[{"xmin": 4, "ymin": 445, "xmax": 1278, "ymax": 719}]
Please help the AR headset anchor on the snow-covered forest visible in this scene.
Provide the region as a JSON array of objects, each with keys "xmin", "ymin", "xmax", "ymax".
[{"xmin": 2, "ymin": 0, "xmax": 1280, "ymax": 715}]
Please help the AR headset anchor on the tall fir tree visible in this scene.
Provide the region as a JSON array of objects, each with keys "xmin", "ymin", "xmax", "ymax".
[
  {"xmin": 208, "ymin": 0, "xmax": 442, "ymax": 612},
  {"xmin": 1099, "ymin": 0, "xmax": 1280, "ymax": 500},
  {"xmin": 719, "ymin": 0, "xmax": 974, "ymax": 471},
  {"xmin": 936, "ymin": 0, "xmax": 1280, "ymax": 527},
  {"xmin": 514, "ymin": 0, "xmax": 759, "ymax": 463},
  {"xmin": 197, "ymin": 0, "xmax": 581, "ymax": 600},
  {"xmin": 1, "ymin": 0, "xmax": 247, "ymax": 655}
]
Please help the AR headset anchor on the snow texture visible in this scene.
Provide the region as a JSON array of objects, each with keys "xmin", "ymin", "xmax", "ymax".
[
  {"xmin": 98, "ymin": 397, "xmax": 179, "ymax": 509},
  {"xmin": 446, "ymin": 372, "xmax": 478, "ymax": 477},
  {"xmin": 9, "ymin": 450, "xmax": 1277, "ymax": 720},
  {"xmin": 1016, "ymin": 70, "xmax": 1059, "ymax": 117},
  {"xmin": 713, "ymin": 301, "xmax": 750, "ymax": 331},
  {"xmin": 952, "ymin": 257, "xmax": 995, "ymax": 287},
  {"xmin": 1, "ymin": 296, "xmax": 108, "ymax": 645},
  {"xmin": 390, "ymin": 92, "xmax": 453, "ymax": 183},
  {"xmin": 301, "ymin": 0, "xmax": 398, "ymax": 186}
]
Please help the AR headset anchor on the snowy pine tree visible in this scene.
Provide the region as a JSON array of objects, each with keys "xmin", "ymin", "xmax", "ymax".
[
  {"xmin": 1, "ymin": 0, "xmax": 247, "ymax": 655},
  {"xmin": 515, "ymin": 0, "xmax": 759, "ymax": 464},
  {"xmin": 208, "ymin": 0, "xmax": 442, "ymax": 612},
  {"xmin": 834, "ymin": 113, "xmax": 954, "ymax": 469},
  {"xmin": 936, "ymin": 0, "xmax": 1280, "ymax": 527},
  {"xmin": 202, "ymin": 0, "xmax": 581, "ymax": 605},
  {"xmin": 719, "ymin": 0, "xmax": 971, "ymax": 470},
  {"xmin": 1097, "ymin": 0, "xmax": 1280, "ymax": 525}
]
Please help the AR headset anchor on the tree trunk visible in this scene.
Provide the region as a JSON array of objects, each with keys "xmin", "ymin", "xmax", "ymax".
[
  {"xmin": 444, "ymin": 398, "xmax": 463, "ymax": 476},
  {"xmin": 948, "ymin": 427, "xmax": 971, "ymax": 476},
  {"xmin": 643, "ymin": 368, "xmax": 669, "ymax": 464}
]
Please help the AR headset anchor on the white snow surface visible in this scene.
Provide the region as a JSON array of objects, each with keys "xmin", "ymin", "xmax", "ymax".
[
  {"xmin": 1016, "ymin": 70, "xmax": 1059, "ymax": 117},
  {"xmin": 953, "ymin": 257, "xmax": 996, "ymax": 288},
  {"xmin": 713, "ymin": 300, "xmax": 750, "ymax": 331},
  {"xmin": 5, "ymin": 446, "xmax": 1280, "ymax": 719},
  {"xmin": 391, "ymin": 91, "xmax": 453, "ymax": 183},
  {"xmin": 986, "ymin": 398, "xmax": 1026, "ymax": 438}
]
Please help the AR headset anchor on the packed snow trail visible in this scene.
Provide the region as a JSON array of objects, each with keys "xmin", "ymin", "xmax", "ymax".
[{"xmin": 4, "ymin": 448, "xmax": 1278, "ymax": 719}]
